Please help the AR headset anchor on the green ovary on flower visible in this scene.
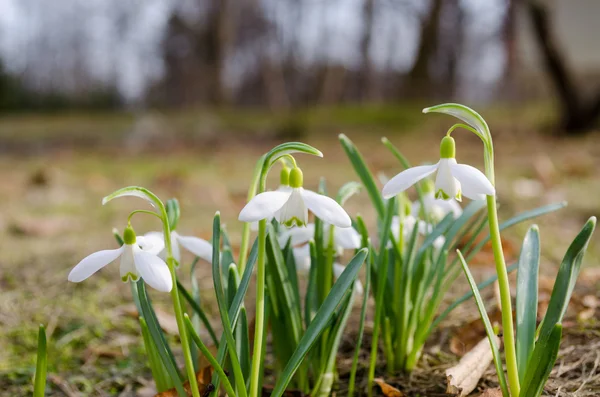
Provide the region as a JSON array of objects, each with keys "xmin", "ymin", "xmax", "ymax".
[
  {"xmin": 439, "ymin": 136, "xmax": 456, "ymax": 159},
  {"xmin": 289, "ymin": 167, "xmax": 304, "ymax": 188}
]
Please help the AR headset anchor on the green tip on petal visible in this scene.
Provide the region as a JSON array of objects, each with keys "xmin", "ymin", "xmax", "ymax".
[
  {"xmin": 123, "ymin": 226, "xmax": 136, "ymax": 245},
  {"xmin": 284, "ymin": 217, "xmax": 305, "ymax": 228},
  {"xmin": 440, "ymin": 136, "xmax": 456, "ymax": 159},
  {"xmin": 280, "ymin": 166, "xmax": 291, "ymax": 186},
  {"xmin": 289, "ymin": 167, "xmax": 304, "ymax": 188}
]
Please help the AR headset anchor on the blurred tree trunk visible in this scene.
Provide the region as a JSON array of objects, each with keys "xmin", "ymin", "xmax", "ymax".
[
  {"xmin": 502, "ymin": 0, "xmax": 518, "ymax": 95},
  {"xmin": 360, "ymin": 0, "xmax": 376, "ymax": 102},
  {"xmin": 406, "ymin": 0, "xmax": 443, "ymax": 98},
  {"xmin": 528, "ymin": 0, "xmax": 600, "ymax": 133},
  {"xmin": 213, "ymin": 0, "xmax": 233, "ymax": 105}
]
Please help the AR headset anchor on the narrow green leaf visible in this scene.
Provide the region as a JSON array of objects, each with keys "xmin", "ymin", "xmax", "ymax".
[
  {"xmin": 184, "ymin": 315, "xmax": 237, "ymax": 397},
  {"xmin": 137, "ymin": 282, "xmax": 185, "ymax": 396},
  {"xmin": 165, "ymin": 198, "xmax": 180, "ymax": 231},
  {"xmin": 336, "ymin": 181, "xmax": 362, "ymax": 206},
  {"xmin": 139, "ymin": 317, "xmax": 170, "ymax": 392},
  {"xmin": 210, "ymin": 212, "xmax": 248, "ymax": 397},
  {"xmin": 516, "ymin": 226, "xmax": 541, "ymax": 383},
  {"xmin": 102, "ymin": 185, "xmax": 162, "ymax": 209},
  {"xmin": 339, "ymin": 134, "xmax": 385, "ymax": 219},
  {"xmin": 177, "ymin": 280, "xmax": 219, "ymax": 346},
  {"xmin": 519, "ymin": 324, "xmax": 562, "ymax": 397},
  {"xmin": 237, "ymin": 307, "xmax": 251, "ymax": 381},
  {"xmin": 270, "ymin": 249, "xmax": 368, "ymax": 397},
  {"xmin": 33, "ymin": 325, "xmax": 47, "ymax": 397},
  {"xmin": 264, "ymin": 142, "xmax": 323, "ymax": 170},
  {"xmin": 423, "ymin": 103, "xmax": 491, "ymax": 143},
  {"xmin": 457, "ymin": 250, "xmax": 509, "ymax": 397},
  {"xmin": 538, "ymin": 217, "xmax": 596, "ymax": 340}
]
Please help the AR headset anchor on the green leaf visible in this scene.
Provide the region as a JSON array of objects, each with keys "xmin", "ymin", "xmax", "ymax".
[
  {"xmin": 430, "ymin": 262, "xmax": 518, "ymax": 332},
  {"xmin": 538, "ymin": 217, "xmax": 596, "ymax": 340},
  {"xmin": 457, "ymin": 250, "xmax": 509, "ymax": 397},
  {"xmin": 236, "ymin": 307, "xmax": 251, "ymax": 381},
  {"xmin": 166, "ymin": 198, "xmax": 180, "ymax": 231},
  {"xmin": 348, "ymin": 244, "xmax": 372, "ymax": 397},
  {"xmin": 210, "ymin": 238, "xmax": 258, "ymax": 395},
  {"xmin": 519, "ymin": 324, "xmax": 562, "ymax": 397},
  {"xmin": 177, "ymin": 280, "xmax": 219, "ymax": 346},
  {"xmin": 102, "ymin": 185, "xmax": 162, "ymax": 209},
  {"xmin": 137, "ymin": 282, "xmax": 185, "ymax": 396},
  {"xmin": 184, "ymin": 315, "xmax": 237, "ymax": 397},
  {"xmin": 423, "ymin": 103, "xmax": 491, "ymax": 143},
  {"xmin": 139, "ymin": 317, "xmax": 170, "ymax": 392},
  {"xmin": 339, "ymin": 134, "xmax": 385, "ymax": 219},
  {"xmin": 270, "ymin": 249, "xmax": 368, "ymax": 397},
  {"xmin": 263, "ymin": 142, "xmax": 322, "ymax": 170},
  {"xmin": 210, "ymin": 212, "xmax": 248, "ymax": 397},
  {"xmin": 33, "ymin": 325, "xmax": 47, "ymax": 397},
  {"xmin": 516, "ymin": 226, "xmax": 541, "ymax": 383},
  {"xmin": 336, "ymin": 181, "xmax": 362, "ymax": 206}
]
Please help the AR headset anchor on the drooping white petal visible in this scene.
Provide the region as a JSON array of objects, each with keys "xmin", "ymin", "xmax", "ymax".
[
  {"xmin": 239, "ymin": 190, "xmax": 291, "ymax": 222},
  {"xmin": 333, "ymin": 225, "xmax": 361, "ymax": 250},
  {"xmin": 435, "ymin": 159, "xmax": 461, "ymax": 200},
  {"xmin": 433, "ymin": 236, "xmax": 446, "ymax": 251},
  {"xmin": 133, "ymin": 246, "xmax": 173, "ymax": 292},
  {"xmin": 333, "ymin": 263, "xmax": 363, "ymax": 295},
  {"xmin": 68, "ymin": 247, "xmax": 124, "ymax": 282},
  {"xmin": 120, "ymin": 244, "xmax": 138, "ymax": 281},
  {"xmin": 293, "ymin": 244, "xmax": 312, "ymax": 275},
  {"xmin": 278, "ymin": 224, "xmax": 315, "ymax": 248},
  {"xmin": 450, "ymin": 163, "xmax": 495, "ymax": 200},
  {"xmin": 435, "ymin": 198, "xmax": 463, "ymax": 218},
  {"xmin": 170, "ymin": 234, "xmax": 181, "ymax": 263},
  {"xmin": 301, "ymin": 189, "xmax": 351, "ymax": 228},
  {"xmin": 173, "ymin": 231, "xmax": 213, "ymax": 262},
  {"xmin": 382, "ymin": 163, "xmax": 439, "ymax": 199},
  {"xmin": 277, "ymin": 188, "xmax": 308, "ymax": 227},
  {"xmin": 138, "ymin": 233, "xmax": 165, "ymax": 255}
]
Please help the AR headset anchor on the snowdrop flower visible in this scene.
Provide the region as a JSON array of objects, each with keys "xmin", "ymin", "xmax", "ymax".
[
  {"xmin": 250, "ymin": 167, "xmax": 293, "ymax": 231},
  {"xmin": 143, "ymin": 230, "xmax": 212, "ymax": 266},
  {"xmin": 411, "ymin": 179, "xmax": 462, "ymax": 220},
  {"xmin": 391, "ymin": 215, "xmax": 429, "ymax": 241},
  {"xmin": 382, "ymin": 136, "xmax": 495, "ymax": 201},
  {"xmin": 278, "ymin": 223, "xmax": 361, "ymax": 255},
  {"xmin": 239, "ymin": 167, "xmax": 351, "ymax": 228},
  {"xmin": 68, "ymin": 226, "xmax": 172, "ymax": 292}
]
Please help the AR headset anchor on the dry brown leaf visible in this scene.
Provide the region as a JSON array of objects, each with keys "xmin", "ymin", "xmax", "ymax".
[
  {"xmin": 155, "ymin": 366, "xmax": 214, "ymax": 397},
  {"xmin": 479, "ymin": 388, "xmax": 503, "ymax": 397},
  {"xmin": 446, "ymin": 335, "xmax": 500, "ymax": 396},
  {"xmin": 374, "ymin": 378, "xmax": 405, "ymax": 397},
  {"xmin": 450, "ymin": 308, "xmax": 502, "ymax": 356}
]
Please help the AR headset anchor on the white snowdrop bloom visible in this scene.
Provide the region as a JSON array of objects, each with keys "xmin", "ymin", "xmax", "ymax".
[
  {"xmin": 390, "ymin": 215, "xmax": 430, "ymax": 242},
  {"xmin": 143, "ymin": 230, "xmax": 212, "ymax": 265},
  {"xmin": 250, "ymin": 185, "xmax": 292, "ymax": 231},
  {"xmin": 239, "ymin": 167, "xmax": 351, "ymax": 228},
  {"xmin": 68, "ymin": 227, "xmax": 172, "ymax": 292},
  {"xmin": 382, "ymin": 136, "xmax": 494, "ymax": 202},
  {"xmin": 278, "ymin": 223, "xmax": 361, "ymax": 255}
]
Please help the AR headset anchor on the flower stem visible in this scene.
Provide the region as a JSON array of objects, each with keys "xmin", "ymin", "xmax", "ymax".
[
  {"xmin": 162, "ymin": 218, "xmax": 201, "ymax": 397},
  {"xmin": 486, "ymin": 195, "xmax": 520, "ymax": 397},
  {"xmin": 249, "ymin": 218, "xmax": 267, "ymax": 397},
  {"xmin": 239, "ymin": 156, "xmax": 265, "ymax": 272}
]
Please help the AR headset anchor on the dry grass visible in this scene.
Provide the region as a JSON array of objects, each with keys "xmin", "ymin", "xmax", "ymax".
[{"xmin": 0, "ymin": 104, "xmax": 599, "ymax": 396}]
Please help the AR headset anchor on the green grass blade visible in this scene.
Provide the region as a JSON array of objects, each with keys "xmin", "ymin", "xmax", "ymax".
[
  {"xmin": 270, "ymin": 248, "xmax": 368, "ymax": 397},
  {"xmin": 339, "ymin": 134, "xmax": 385, "ymax": 219},
  {"xmin": 348, "ymin": 245, "xmax": 372, "ymax": 397},
  {"xmin": 137, "ymin": 282, "xmax": 186, "ymax": 396},
  {"xmin": 184, "ymin": 315, "xmax": 237, "ymax": 397},
  {"xmin": 516, "ymin": 226, "xmax": 541, "ymax": 383},
  {"xmin": 538, "ymin": 217, "xmax": 596, "ymax": 340},
  {"xmin": 519, "ymin": 324, "xmax": 562, "ymax": 397},
  {"xmin": 305, "ymin": 241, "xmax": 319, "ymax": 327},
  {"xmin": 210, "ymin": 212, "xmax": 248, "ymax": 397},
  {"xmin": 33, "ymin": 325, "xmax": 47, "ymax": 397},
  {"xmin": 430, "ymin": 262, "xmax": 518, "ymax": 333},
  {"xmin": 177, "ymin": 280, "xmax": 219, "ymax": 346},
  {"xmin": 457, "ymin": 250, "xmax": 510, "ymax": 397},
  {"xmin": 140, "ymin": 317, "xmax": 170, "ymax": 392},
  {"xmin": 237, "ymin": 307, "xmax": 251, "ymax": 381},
  {"xmin": 210, "ymin": 237, "xmax": 258, "ymax": 396}
]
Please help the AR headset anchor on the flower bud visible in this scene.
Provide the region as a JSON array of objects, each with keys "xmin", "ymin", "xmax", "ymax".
[
  {"xmin": 439, "ymin": 136, "xmax": 456, "ymax": 159},
  {"xmin": 289, "ymin": 167, "xmax": 304, "ymax": 188},
  {"xmin": 123, "ymin": 226, "xmax": 137, "ymax": 245}
]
